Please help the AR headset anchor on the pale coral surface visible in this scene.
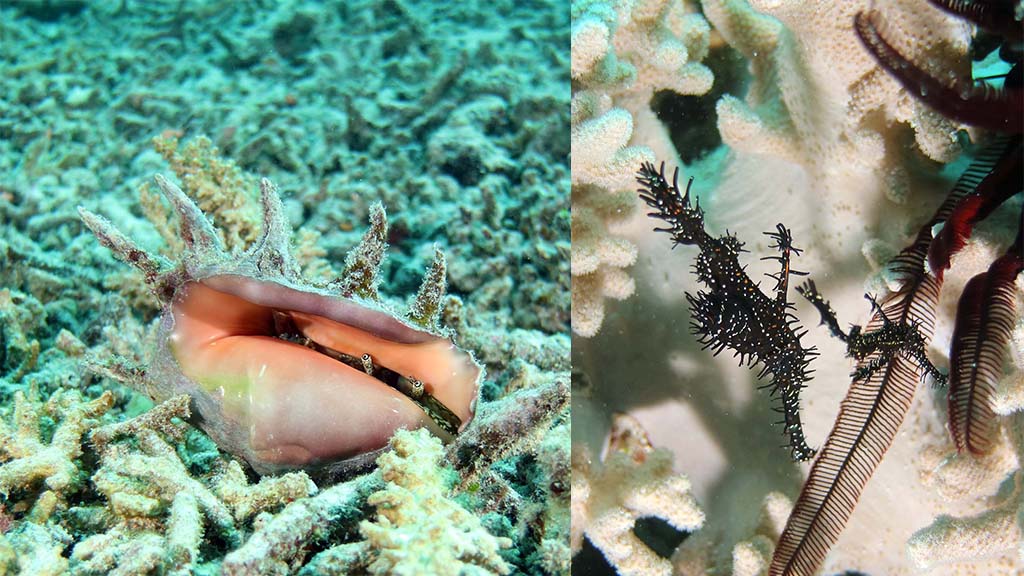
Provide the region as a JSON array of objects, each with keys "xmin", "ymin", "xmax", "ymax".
[{"xmin": 572, "ymin": 0, "xmax": 1022, "ymax": 574}]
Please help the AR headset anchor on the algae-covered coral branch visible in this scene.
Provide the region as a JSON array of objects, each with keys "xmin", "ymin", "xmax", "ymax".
[
  {"xmin": 361, "ymin": 429, "xmax": 513, "ymax": 576},
  {"xmin": 0, "ymin": 387, "xmax": 113, "ymax": 513}
]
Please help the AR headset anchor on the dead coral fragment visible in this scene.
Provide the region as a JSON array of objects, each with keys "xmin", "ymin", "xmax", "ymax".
[
  {"xmin": 91, "ymin": 427, "xmax": 237, "ymax": 543},
  {"xmin": 360, "ymin": 428, "xmax": 512, "ymax": 576},
  {"xmin": 0, "ymin": 289, "xmax": 41, "ymax": 381},
  {"xmin": 0, "ymin": 387, "xmax": 113, "ymax": 515},
  {"xmin": 70, "ymin": 394, "xmax": 322, "ymax": 575},
  {"xmin": 150, "ymin": 134, "xmax": 261, "ymax": 253},
  {"xmin": 447, "ymin": 370, "xmax": 569, "ymax": 488},
  {"xmin": 71, "ymin": 493, "xmax": 202, "ymax": 576},
  {"xmin": 0, "ymin": 520, "xmax": 71, "ymax": 576},
  {"xmin": 221, "ymin": 473, "xmax": 380, "ymax": 576},
  {"xmin": 89, "ymin": 393, "xmax": 190, "ymax": 451},
  {"xmin": 534, "ymin": 420, "xmax": 571, "ymax": 575},
  {"xmin": 215, "ymin": 460, "xmax": 316, "ymax": 523}
]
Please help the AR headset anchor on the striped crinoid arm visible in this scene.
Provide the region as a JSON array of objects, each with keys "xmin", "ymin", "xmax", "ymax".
[
  {"xmin": 769, "ymin": 135, "xmax": 1023, "ymax": 576},
  {"xmin": 949, "ymin": 224, "xmax": 1023, "ymax": 455},
  {"xmin": 770, "ymin": 272, "xmax": 942, "ymax": 576},
  {"xmin": 772, "ymin": 168, "xmax": 950, "ymax": 575}
]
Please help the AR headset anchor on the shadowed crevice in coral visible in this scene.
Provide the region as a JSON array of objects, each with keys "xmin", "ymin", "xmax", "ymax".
[
  {"xmin": 634, "ymin": 516, "xmax": 691, "ymax": 558},
  {"xmin": 654, "ymin": 44, "xmax": 749, "ymax": 164}
]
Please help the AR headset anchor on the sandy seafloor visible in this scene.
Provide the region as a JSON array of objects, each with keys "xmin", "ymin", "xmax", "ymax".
[{"xmin": 0, "ymin": 0, "xmax": 569, "ymax": 574}]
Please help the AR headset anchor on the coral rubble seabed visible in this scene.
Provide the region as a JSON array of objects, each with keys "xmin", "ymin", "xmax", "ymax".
[{"xmin": 0, "ymin": 0, "xmax": 569, "ymax": 574}]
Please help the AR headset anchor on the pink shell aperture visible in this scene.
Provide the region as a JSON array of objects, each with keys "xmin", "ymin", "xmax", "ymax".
[{"xmin": 80, "ymin": 175, "xmax": 482, "ymax": 478}]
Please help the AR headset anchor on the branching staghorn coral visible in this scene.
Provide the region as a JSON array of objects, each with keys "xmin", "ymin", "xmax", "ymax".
[
  {"xmin": 0, "ymin": 386, "xmax": 113, "ymax": 520},
  {"xmin": 359, "ymin": 429, "xmax": 513, "ymax": 576},
  {"xmin": 442, "ymin": 364, "xmax": 570, "ymax": 573},
  {"xmin": 215, "ymin": 460, "xmax": 317, "ymax": 524},
  {"xmin": 571, "ymin": 103, "xmax": 647, "ymax": 338},
  {"xmin": 572, "ymin": 0, "xmax": 713, "ymax": 112},
  {"xmin": 571, "ymin": 413, "xmax": 704, "ymax": 576},
  {"xmin": 88, "ymin": 393, "xmax": 190, "ymax": 451},
  {"xmin": 533, "ymin": 420, "xmax": 571, "ymax": 574}
]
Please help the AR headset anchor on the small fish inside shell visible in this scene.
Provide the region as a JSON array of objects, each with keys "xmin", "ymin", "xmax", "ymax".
[{"xmin": 79, "ymin": 174, "xmax": 482, "ymax": 477}]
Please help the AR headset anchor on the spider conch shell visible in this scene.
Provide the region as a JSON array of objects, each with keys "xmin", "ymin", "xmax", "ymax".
[{"xmin": 79, "ymin": 175, "xmax": 482, "ymax": 478}]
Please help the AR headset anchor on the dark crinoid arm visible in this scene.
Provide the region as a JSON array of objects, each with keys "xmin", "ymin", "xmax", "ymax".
[
  {"xmin": 854, "ymin": 9, "xmax": 1023, "ymax": 133},
  {"xmin": 638, "ymin": 162, "xmax": 819, "ymax": 461},
  {"xmin": 948, "ymin": 213, "xmax": 1023, "ymax": 455}
]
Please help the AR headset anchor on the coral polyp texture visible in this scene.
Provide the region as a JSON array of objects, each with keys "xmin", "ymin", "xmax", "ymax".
[{"xmin": 0, "ymin": 0, "xmax": 569, "ymax": 573}]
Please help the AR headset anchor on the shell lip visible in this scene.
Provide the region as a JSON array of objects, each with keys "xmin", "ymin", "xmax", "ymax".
[{"xmin": 198, "ymin": 273, "xmax": 435, "ymax": 344}]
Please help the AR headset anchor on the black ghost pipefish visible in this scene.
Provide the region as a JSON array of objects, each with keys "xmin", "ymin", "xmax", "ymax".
[{"xmin": 636, "ymin": 161, "xmax": 818, "ymax": 461}]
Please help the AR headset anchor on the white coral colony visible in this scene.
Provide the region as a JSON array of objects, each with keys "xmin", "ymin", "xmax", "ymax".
[{"xmin": 79, "ymin": 175, "xmax": 482, "ymax": 478}]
